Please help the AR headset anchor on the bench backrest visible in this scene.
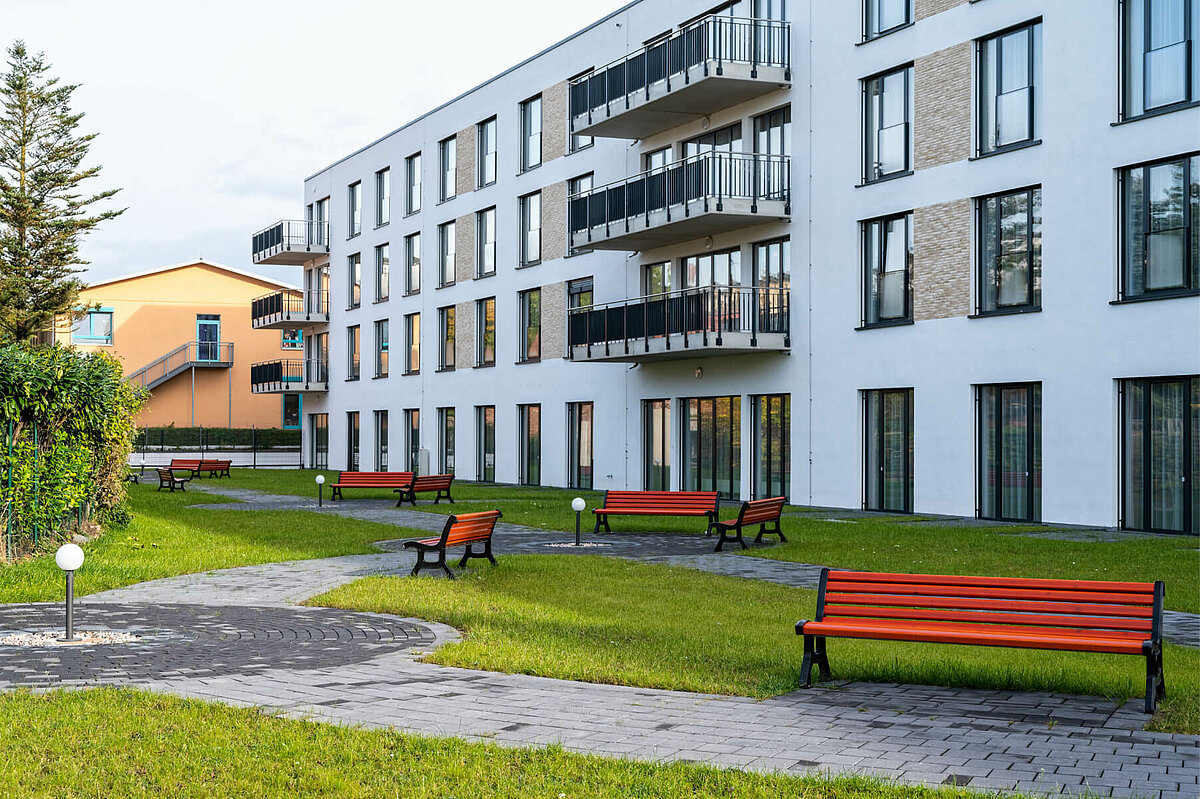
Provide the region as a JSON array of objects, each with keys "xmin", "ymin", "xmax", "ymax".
[
  {"xmin": 601, "ymin": 490, "xmax": 719, "ymax": 513},
  {"xmin": 200, "ymin": 459, "xmax": 231, "ymax": 469},
  {"xmin": 737, "ymin": 496, "xmax": 785, "ymax": 524},
  {"xmin": 169, "ymin": 459, "xmax": 202, "ymax": 469},
  {"xmin": 157, "ymin": 468, "xmax": 179, "ymax": 480},
  {"xmin": 335, "ymin": 471, "xmax": 413, "ymax": 486},
  {"xmin": 816, "ymin": 569, "xmax": 1163, "ymax": 643},
  {"xmin": 412, "ymin": 474, "xmax": 453, "ymax": 491},
  {"xmin": 439, "ymin": 510, "xmax": 502, "ymax": 547}
]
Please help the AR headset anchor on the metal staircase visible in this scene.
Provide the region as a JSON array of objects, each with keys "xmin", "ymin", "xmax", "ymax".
[{"xmin": 127, "ymin": 342, "xmax": 234, "ymax": 390}]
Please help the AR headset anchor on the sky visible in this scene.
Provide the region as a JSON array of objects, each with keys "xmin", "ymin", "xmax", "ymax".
[{"xmin": 5, "ymin": 0, "xmax": 630, "ymax": 286}]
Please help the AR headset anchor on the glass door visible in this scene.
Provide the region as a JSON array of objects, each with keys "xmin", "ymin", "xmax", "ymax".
[
  {"xmin": 1123, "ymin": 376, "xmax": 1199, "ymax": 533},
  {"xmin": 681, "ymin": 396, "xmax": 741, "ymax": 498},
  {"xmin": 864, "ymin": 389, "xmax": 913, "ymax": 512},
  {"xmin": 754, "ymin": 394, "xmax": 790, "ymax": 500},
  {"xmin": 196, "ymin": 315, "xmax": 220, "ymax": 361},
  {"xmin": 978, "ymin": 383, "xmax": 1041, "ymax": 522}
]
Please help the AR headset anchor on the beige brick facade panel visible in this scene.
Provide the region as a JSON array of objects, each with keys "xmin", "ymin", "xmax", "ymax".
[
  {"xmin": 456, "ymin": 125, "xmax": 476, "ymax": 197},
  {"xmin": 454, "ymin": 300, "xmax": 474, "ymax": 368},
  {"xmin": 455, "ymin": 213, "xmax": 475, "ymax": 283},
  {"xmin": 540, "ymin": 281, "xmax": 566, "ymax": 359},
  {"xmin": 912, "ymin": 198, "xmax": 972, "ymax": 320},
  {"xmin": 542, "ymin": 181, "xmax": 567, "ymax": 262},
  {"xmin": 915, "ymin": 0, "xmax": 967, "ymax": 21},
  {"xmin": 542, "ymin": 80, "xmax": 568, "ymax": 164},
  {"xmin": 914, "ymin": 42, "xmax": 971, "ymax": 170}
]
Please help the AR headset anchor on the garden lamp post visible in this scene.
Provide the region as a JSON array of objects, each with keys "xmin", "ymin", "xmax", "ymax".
[
  {"xmin": 55, "ymin": 543, "xmax": 84, "ymax": 642},
  {"xmin": 316, "ymin": 474, "xmax": 325, "ymax": 507},
  {"xmin": 572, "ymin": 497, "xmax": 586, "ymax": 546}
]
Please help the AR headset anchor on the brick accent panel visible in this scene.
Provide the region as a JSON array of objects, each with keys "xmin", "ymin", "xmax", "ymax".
[
  {"xmin": 542, "ymin": 81, "xmax": 568, "ymax": 163},
  {"xmin": 914, "ymin": 42, "xmax": 971, "ymax": 170},
  {"xmin": 916, "ymin": 0, "xmax": 967, "ymax": 20},
  {"xmin": 456, "ymin": 125, "xmax": 475, "ymax": 197},
  {"xmin": 455, "ymin": 213, "xmax": 474, "ymax": 282},
  {"xmin": 542, "ymin": 181, "xmax": 567, "ymax": 262},
  {"xmin": 454, "ymin": 300, "xmax": 474, "ymax": 368},
  {"xmin": 540, "ymin": 281, "xmax": 567, "ymax": 359},
  {"xmin": 912, "ymin": 198, "xmax": 972, "ymax": 320}
]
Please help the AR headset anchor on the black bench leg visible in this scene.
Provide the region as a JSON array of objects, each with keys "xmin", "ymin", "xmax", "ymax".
[
  {"xmin": 594, "ymin": 516, "xmax": 610, "ymax": 534},
  {"xmin": 814, "ymin": 636, "xmax": 831, "ymax": 682},
  {"xmin": 1145, "ymin": 649, "xmax": 1165, "ymax": 713},
  {"xmin": 800, "ymin": 634, "xmax": 815, "ymax": 688}
]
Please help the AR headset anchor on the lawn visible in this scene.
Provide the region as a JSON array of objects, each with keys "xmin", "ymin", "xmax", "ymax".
[
  {"xmin": 312, "ymin": 555, "xmax": 1200, "ymax": 734},
  {"xmin": 0, "ymin": 688, "xmax": 1041, "ymax": 799}
]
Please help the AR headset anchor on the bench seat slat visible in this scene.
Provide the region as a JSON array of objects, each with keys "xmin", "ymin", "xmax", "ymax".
[
  {"xmin": 823, "ymin": 605, "xmax": 1154, "ymax": 632},
  {"xmin": 801, "ymin": 620, "xmax": 1148, "ymax": 655},
  {"xmin": 812, "ymin": 615, "xmax": 1151, "ymax": 641},
  {"xmin": 826, "ymin": 570, "xmax": 1156, "ymax": 594},
  {"xmin": 823, "ymin": 592, "xmax": 1155, "ymax": 618},
  {"xmin": 825, "ymin": 582, "xmax": 1154, "ymax": 606}
]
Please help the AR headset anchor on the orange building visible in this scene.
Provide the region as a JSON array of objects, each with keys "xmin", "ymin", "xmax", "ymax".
[{"xmin": 65, "ymin": 259, "xmax": 305, "ymax": 429}]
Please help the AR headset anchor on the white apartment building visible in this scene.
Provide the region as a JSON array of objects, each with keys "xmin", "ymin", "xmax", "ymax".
[{"xmin": 249, "ymin": 0, "xmax": 1200, "ymax": 534}]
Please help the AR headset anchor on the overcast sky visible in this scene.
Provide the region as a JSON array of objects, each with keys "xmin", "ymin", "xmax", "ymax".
[{"xmin": 6, "ymin": 0, "xmax": 629, "ymax": 286}]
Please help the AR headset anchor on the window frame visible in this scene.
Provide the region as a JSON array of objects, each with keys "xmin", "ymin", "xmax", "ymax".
[
  {"xmin": 477, "ymin": 117, "xmax": 498, "ymax": 187},
  {"xmin": 374, "ymin": 243, "xmax": 390, "ymax": 302},
  {"xmin": 861, "ymin": 388, "xmax": 913, "ymax": 513},
  {"xmin": 438, "ymin": 407, "xmax": 456, "ymax": 475},
  {"xmin": 373, "ymin": 319, "xmax": 389, "ymax": 378},
  {"xmin": 476, "ymin": 206, "xmax": 497, "ymax": 277},
  {"xmin": 71, "ymin": 308, "xmax": 114, "ymax": 344},
  {"xmin": 861, "ymin": 64, "xmax": 914, "ymax": 184},
  {"xmin": 346, "ymin": 325, "xmax": 360, "ymax": 381},
  {"xmin": 347, "ymin": 253, "xmax": 361, "ymax": 309},
  {"xmin": 975, "ymin": 382, "xmax": 1042, "ymax": 523},
  {"xmin": 375, "ymin": 167, "xmax": 391, "ymax": 227},
  {"xmin": 862, "ymin": 0, "xmax": 912, "ymax": 42},
  {"xmin": 1119, "ymin": 0, "xmax": 1200, "ymax": 122},
  {"xmin": 438, "ymin": 220, "xmax": 457, "ymax": 287},
  {"xmin": 974, "ymin": 185, "xmax": 1042, "ymax": 316},
  {"xmin": 519, "ymin": 191, "xmax": 542, "ymax": 266},
  {"xmin": 404, "ymin": 312, "xmax": 420, "ymax": 375},
  {"xmin": 373, "ymin": 409, "xmax": 388, "ymax": 471},
  {"xmin": 1118, "ymin": 375, "xmax": 1199, "ymax": 534},
  {"xmin": 475, "ymin": 297, "xmax": 496, "ymax": 367},
  {"xmin": 347, "ymin": 181, "xmax": 362, "ymax": 237},
  {"xmin": 520, "ymin": 95, "xmax": 543, "ymax": 172},
  {"xmin": 517, "ymin": 287, "xmax": 541, "ymax": 364},
  {"xmin": 405, "ymin": 152, "xmax": 422, "ymax": 215},
  {"xmin": 1116, "ymin": 152, "xmax": 1199, "ymax": 302},
  {"xmin": 517, "ymin": 403, "xmax": 542, "ymax": 486},
  {"xmin": 404, "ymin": 232, "xmax": 421, "ymax": 296},
  {"xmin": 976, "ymin": 20, "xmax": 1042, "ymax": 157},
  {"xmin": 860, "ymin": 212, "xmax": 913, "ymax": 328},
  {"xmin": 437, "ymin": 305, "xmax": 456, "ymax": 372},
  {"xmin": 439, "ymin": 136, "xmax": 457, "ymax": 202},
  {"xmin": 476, "ymin": 405, "xmax": 496, "ymax": 482}
]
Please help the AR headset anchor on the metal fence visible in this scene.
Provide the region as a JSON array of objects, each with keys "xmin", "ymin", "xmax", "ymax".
[
  {"xmin": 2, "ymin": 421, "xmax": 92, "ymax": 562},
  {"xmin": 132, "ymin": 427, "xmax": 301, "ymax": 469}
]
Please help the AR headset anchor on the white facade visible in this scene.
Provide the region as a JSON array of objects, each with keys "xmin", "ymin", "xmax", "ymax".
[{"xmin": 254, "ymin": 0, "xmax": 1200, "ymax": 532}]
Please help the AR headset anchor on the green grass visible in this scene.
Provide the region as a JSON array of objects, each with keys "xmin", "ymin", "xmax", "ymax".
[
  {"xmin": 0, "ymin": 688, "xmax": 1043, "ymax": 799},
  {"xmin": 312, "ymin": 555, "xmax": 1200, "ymax": 734}
]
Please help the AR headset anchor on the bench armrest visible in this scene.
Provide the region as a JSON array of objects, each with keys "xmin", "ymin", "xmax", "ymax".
[{"xmin": 795, "ymin": 619, "xmax": 810, "ymax": 635}]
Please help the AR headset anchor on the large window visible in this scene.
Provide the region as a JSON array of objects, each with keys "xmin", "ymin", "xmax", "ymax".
[
  {"xmin": 863, "ymin": 0, "xmax": 911, "ymax": 41},
  {"xmin": 405, "ymin": 232, "xmax": 421, "ymax": 295},
  {"xmin": 520, "ymin": 95, "xmax": 542, "ymax": 171},
  {"xmin": 478, "ymin": 117, "xmax": 497, "ymax": 187},
  {"xmin": 681, "ymin": 396, "xmax": 741, "ymax": 499},
  {"xmin": 309, "ymin": 413, "xmax": 328, "ymax": 470},
  {"xmin": 71, "ymin": 309, "xmax": 113, "ymax": 344},
  {"xmin": 568, "ymin": 277, "xmax": 593, "ymax": 309},
  {"xmin": 863, "ymin": 65, "xmax": 912, "ymax": 183},
  {"xmin": 862, "ymin": 213, "xmax": 912, "ymax": 326},
  {"xmin": 375, "ymin": 168, "xmax": 390, "ymax": 226},
  {"xmin": 438, "ymin": 305, "xmax": 455, "ymax": 371},
  {"xmin": 438, "ymin": 407, "xmax": 456, "ymax": 474},
  {"xmin": 863, "ymin": 389, "xmax": 912, "ymax": 512},
  {"xmin": 282, "ymin": 394, "xmax": 301, "ymax": 429},
  {"xmin": 682, "ymin": 248, "xmax": 741, "ymax": 288},
  {"xmin": 405, "ymin": 152, "xmax": 422, "ymax": 214},
  {"xmin": 568, "ymin": 401, "xmax": 594, "ymax": 490},
  {"xmin": 477, "ymin": 207, "xmax": 497, "ymax": 276},
  {"xmin": 1121, "ymin": 376, "xmax": 1199, "ymax": 533},
  {"xmin": 476, "ymin": 297, "xmax": 495, "ymax": 366},
  {"xmin": 977, "ymin": 187, "xmax": 1042, "ymax": 314},
  {"xmin": 374, "ymin": 243, "xmax": 390, "ymax": 302},
  {"xmin": 520, "ymin": 191, "xmax": 541, "ymax": 266},
  {"xmin": 405, "ymin": 409, "xmax": 420, "ymax": 473},
  {"xmin": 754, "ymin": 106, "xmax": 790, "ymax": 157},
  {"xmin": 348, "ymin": 181, "xmax": 361, "ymax": 236},
  {"xmin": 1120, "ymin": 154, "xmax": 1200, "ymax": 300},
  {"xmin": 978, "ymin": 22, "xmax": 1042, "ymax": 155},
  {"xmin": 978, "ymin": 383, "xmax": 1042, "ymax": 522},
  {"xmin": 438, "ymin": 221, "xmax": 456, "ymax": 287},
  {"xmin": 643, "ymin": 399, "xmax": 671, "ymax": 490},
  {"xmin": 346, "ymin": 325, "xmax": 360, "ymax": 380},
  {"xmin": 518, "ymin": 404, "xmax": 541, "ymax": 486},
  {"xmin": 347, "ymin": 253, "xmax": 361, "ymax": 309},
  {"xmin": 753, "ymin": 394, "xmax": 790, "ymax": 501},
  {"xmin": 404, "ymin": 313, "xmax": 420, "ymax": 374},
  {"xmin": 1121, "ymin": 0, "xmax": 1200, "ymax": 119},
  {"xmin": 373, "ymin": 319, "xmax": 389, "ymax": 378},
  {"xmin": 644, "ymin": 262, "xmax": 671, "ymax": 295},
  {"xmin": 281, "ymin": 328, "xmax": 303, "ymax": 350},
  {"xmin": 374, "ymin": 410, "xmax": 388, "ymax": 471},
  {"xmin": 518, "ymin": 288, "xmax": 540, "ymax": 363},
  {"xmin": 476, "ymin": 405, "xmax": 496, "ymax": 481},
  {"xmin": 754, "ymin": 237, "xmax": 790, "ymax": 331},
  {"xmin": 439, "ymin": 136, "xmax": 456, "ymax": 201},
  {"xmin": 346, "ymin": 411, "xmax": 360, "ymax": 471}
]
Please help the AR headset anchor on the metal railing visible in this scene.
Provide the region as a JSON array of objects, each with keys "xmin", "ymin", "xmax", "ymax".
[
  {"xmin": 251, "ymin": 219, "xmax": 329, "ymax": 260},
  {"xmin": 127, "ymin": 341, "xmax": 234, "ymax": 389},
  {"xmin": 250, "ymin": 289, "xmax": 329, "ymax": 324},
  {"xmin": 568, "ymin": 285, "xmax": 790, "ymax": 358},
  {"xmin": 250, "ymin": 358, "xmax": 328, "ymax": 391},
  {"xmin": 569, "ymin": 15, "xmax": 790, "ymax": 129},
  {"xmin": 569, "ymin": 151, "xmax": 789, "ymax": 240}
]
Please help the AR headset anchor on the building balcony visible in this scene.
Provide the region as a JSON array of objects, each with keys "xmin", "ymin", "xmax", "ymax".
[
  {"xmin": 567, "ymin": 286, "xmax": 790, "ymax": 363},
  {"xmin": 569, "ymin": 151, "xmax": 789, "ymax": 252},
  {"xmin": 569, "ymin": 15, "xmax": 790, "ymax": 140},
  {"xmin": 251, "ymin": 220, "xmax": 330, "ymax": 265},
  {"xmin": 250, "ymin": 359, "xmax": 328, "ymax": 393},
  {"xmin": 251, "ymin": 290, "xmax": 330, "ymax": 329}
]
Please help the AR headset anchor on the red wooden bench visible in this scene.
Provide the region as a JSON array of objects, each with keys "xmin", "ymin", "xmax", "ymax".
[
  {"xmin": 796, "ymin": 569, "xmax": 1166, "ymax": 713},
  {"xmin": 329, "ymin": 471, "xmax": 413, "ymax": 500},
  {"xmin": 156, "ymin": 467, "xmax": 189, "ymax": 492},
  {"xmin": 592, "ymin": 490, "xmax": 720, "ymax": 534},
  {"xmin": 168, "ymin": 458, "xmax": 204, "ymax": 477},
  {"xmin": 711, "ymin": 496, "xmax": 787, "ymax": 551},
  {"xmin": 394, "ymin": 474, "xmax": 454, "ymax": 506},
  {"xmin": 199, "ymin": 459, "xmax": 231, "ymax": 478},
  {"xmin": 403, "ymin": 510, "xmax": 502, "ymax": 578}
]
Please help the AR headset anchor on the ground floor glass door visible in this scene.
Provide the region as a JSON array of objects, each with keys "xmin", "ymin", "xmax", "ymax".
[
  {"xmin": 753, "ymin": 394, "xmax": 789, "ymax": 500},
  {"xmin": 864, "ymin": 388, "xmax": 913, "ymax": 512},
  {"xmin": 1122, "ymin": 376, "xmax": 1199, "ymax": 534},
  {"xmin": 643, "ymin": 399, "xmax": 671, "ymax": 490},
  {"xmin": 681, "ymin": 396, "xmax": 741, "ymax": 498},
  {"xmin": 978, "ymin": 383, "xmax": 1041, "ymax": 522}
]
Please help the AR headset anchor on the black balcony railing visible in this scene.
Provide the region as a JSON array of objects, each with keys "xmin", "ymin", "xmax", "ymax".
[
  {"xmin": 569, "ymin": 151, "xmax": 789, "ymax": 241},
  {"xmin": 250, "ymin": 290, "xmax": 330, "ymax": 324},
  {"xmin": 568, "ymin": 285, "xmax": 790, "ymax": 358},
  {"xmin": 250, "ymin": 358, "xmax": 328, "ymax": 391},
  {"xmin": 252, "ymin": 220, "xmax": 329, "ymax": 260},
  {"xmin": 569, "ymin": 15, "xmax": 790, "ymax": 129}
]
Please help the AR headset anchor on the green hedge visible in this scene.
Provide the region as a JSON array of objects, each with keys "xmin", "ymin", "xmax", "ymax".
[{"xmin": 136, "ymin": 427, "xmax": 300, "ymax": 450}]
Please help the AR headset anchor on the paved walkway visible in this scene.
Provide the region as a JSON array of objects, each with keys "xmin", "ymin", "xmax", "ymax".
[{"xmin": 1, "ymin": 486, "xmax": 1196, "ymax": 797}]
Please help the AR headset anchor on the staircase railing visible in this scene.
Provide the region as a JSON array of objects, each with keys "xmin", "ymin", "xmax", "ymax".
[{"xmin": 127, "ymin": 341, "xmax": 234, "ymax": 389}]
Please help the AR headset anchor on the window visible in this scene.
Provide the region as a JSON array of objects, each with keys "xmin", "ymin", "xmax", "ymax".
[
  {"xmin": 439, "ymin": 136, "xmax": 456, "ymax": 201},
  {"xmin": 977, "ymin": 186, "xmax": 1042, "ymax": 314},
  {"xmin": 309, "ymin": 197, "xmax": 329, "ymax": 246},
  {"xmin": 567, "ymin": 402, "xmax": 594, "ymax": 489},
  {"xmin": 476, "ymin": 207, "xmax": 497, "ymax": 276},
  {"xmin": 309, "ymin": 331, "xmax": 328, "ymax": 383},
  {"xmin": 863, "ymin": 0, "xmax": 911, "ymax": 40},
  {"xmin": 519, "ymin": 192, "xmax": 541, "ymax": 265},
  {"xmin": 438, "ymin": 221, "xmax": 456, "ymax": 287},
  {"xmin": 1121, "ymin": 0, "xmax": 1199, "ymax": 119},
  {"xmin": 682, "ymin": 248, "xmax": 742, "ymax": 288},
  {"xmin": 568, "ymin": 277, "xmax": 593, "ymax": 308},
  {"xmin": 643, "ymin": 399, "xmax": 671, "ymax": 490},
  {"xmin": 978, "ymin": 22, "xmax": 1042, "ymax": 155},
  {"xmin": 375, "ymin": 244, "xmax": 390, "ymax": 302},
  {"xmin": 346, "ymin": 325, "xmax": 360, "ymax": 380},
  {"xmin": 862, "ymin": 213, "xmax": 912, "ymax": 326},
  {"xmin": 348, "ymin": 181, "xmax": 361, "ymax": 236},
  {"xmin": 643, "ymin": 262, "xmax": 671, "ymax": 295},
  {"xmin": 281, "ymin": 328, "xmax": 303, "ymax": 349},
  {"xmin": 375, "ymin": 168, "xmax": 390, "ymax": 226},
  {"xmin": 520, "ymin": 95, "xmax": 542, "ymax": 171},
  {"xmin": 478, "ymin": 117, "xmax": 497, "ymax": 187},
  {"xmin": 863, "ymin": 65, "xmax": 912, "ymax": 182},
  {"xmin": 863, "ymin": 389, "xmax": 912, "ymax": 512},
  {"xmin": 476, "ymin": 297, "xmax": 495, "ymax": 366},
  {"xmin": 71, "ymin": 309, "xmax": 113, "ymax": 344},
  {"xmin": 405, "ymin": 409, "xmax": 420, "ymax": 472},
  {"xmin": 518, "ymin": 288, "xmax": 540, "ymax": 363},
  {"xmin": 374, "ymin": 410, "xmax": 388, "ymax": 470},
  {"xmin": 438, "ymin": 407, "xmax": 456, "ymax": 474},
  {"xmin": 684, "ymin": 123, "xmax": 742, "ymax": 156},
  {"xmin": 374, "ymin": 319, "xmax": 389, "ymax": 378},
  {"xmin": 644, "ymin": 147, "xmax": 671, "ymax": 171},
  {"xmin": 346, "ymin": 411, "xmax": 360, "ymax": 471},
  {"xmin": 1121, "ymin": 375, "xmax": 1199, "ymax": 533},
  {"xmin": 518, "ymin": 404, "xmax": 541, "ymax": 485},
  {"xmin": 347, "ymin": 253, "xmax": 361, "ymax": 309},
  {"xmin": 681, "ymin": 396, "xmax": 741, "ymax": 499},
  {"xmin": 1119, "ymin": 154, "xmax": 1200, "ymax": 299},
  {"xmin": 405, "ymin": 232, "xmax": 421, "ymax": 295},
  {"xmin": 406, "ymin": 152, "xmax": 422, "ymax": 214},
  {"xmin": 977, "ymin": 383, "xmax": 1042, "ymax": 522},
  {"xmin": 753, "ymin": 237, "xmax": 790, "ymax": 331},
  {"xmin": 438, "ymin": 305, "xmax": 455, "ymax": 371},
  {"xmin": 476, "ymin": 405, "xmax": 496, "ymax": 481},
  {"xmin": 754, "ymin": 106, "xmax": 791, "ymax": 158},
  {"xmin": 310, "ymin": 413, "xmax": 328, "ymax": 470},
  {"xmin": 567, "ymin": 174, "xmax": 593, "ymax": 256},
  {"xmin": 753, "ymin": 394, "xmax": 790, "ymax": 501},
  {"xmin": 282, "ymin": 394, "xmax": 301, "ymax": 429},
  {"xmin": 404, "ymin": 313, "xmax": 420, "ymax": 374}
]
